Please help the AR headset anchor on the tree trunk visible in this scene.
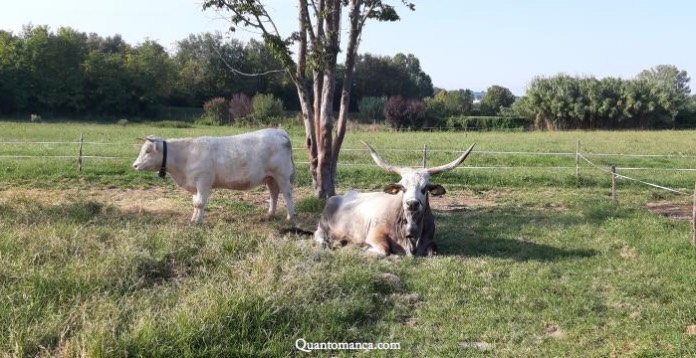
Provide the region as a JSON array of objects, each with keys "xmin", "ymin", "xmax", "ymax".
[
  {"xmin": 296, "ymin": 0, "xmax": 318, "ymax": 191},
  {"xmin": 332, "ymin": 0, "xmax": 362, "ymax": 179},
  {"xmin": 313, "ymin": 0, "xmax": 341, "ymax": 198}
]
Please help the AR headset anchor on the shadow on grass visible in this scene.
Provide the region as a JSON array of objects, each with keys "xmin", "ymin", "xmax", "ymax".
[{"xmin": 434, "ymin": 207, "xmax": 601, "ymax": 261}]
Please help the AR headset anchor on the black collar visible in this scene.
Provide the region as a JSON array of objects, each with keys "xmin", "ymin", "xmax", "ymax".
[{"xmin": 158, "ymin": 140, "xmax": 167, "ymax": 178}]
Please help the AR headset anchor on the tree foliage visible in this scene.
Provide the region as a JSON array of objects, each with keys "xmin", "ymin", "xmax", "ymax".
[
  {"xmin": 352, "ymin": 53, "xmax": 433, "ymax": 107},
  {"xmin": 202, "ymin": 0, "xmax": 416, "ymax": 198},
  {"xmin": 0, "ymin": 24, "xmax": 432, "ymax": 120},
  {"xmin": 425, "ymin": 89, "xmax": 474, "ymax": 120},
  {"xmin": 518, "ymin": 67, "xmax": 692, "ymax": 130},
  {"xmin": 480, "ymin": 85, "xmax": 515, "ymax": 115}
]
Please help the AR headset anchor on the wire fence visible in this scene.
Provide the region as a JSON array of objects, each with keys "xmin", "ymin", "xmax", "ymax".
[
  {"xmin": 3, "ymin": 137, "xmax": 696, "ymax": 174},
  {"xmin": 3, "ymin": 135, "xmax": 696, "ymax": 246}
]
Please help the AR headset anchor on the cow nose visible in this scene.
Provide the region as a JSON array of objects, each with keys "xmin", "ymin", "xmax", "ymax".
[
  {"xmin": 132, "ymin": 163, "xmax": 139, "ymax": 170},
  {"xmin": 406, "ymin": 200, "xmax": 420, "ymax": 211}
]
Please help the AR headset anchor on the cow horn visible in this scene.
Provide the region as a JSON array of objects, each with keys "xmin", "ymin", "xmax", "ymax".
[
  {"xmin": 361, "ymin": 141, "xmax": 403, "ymax": 175},
  {"xmin": 427, "ymin": 143, "xmax": 475, "ymax": 175}
]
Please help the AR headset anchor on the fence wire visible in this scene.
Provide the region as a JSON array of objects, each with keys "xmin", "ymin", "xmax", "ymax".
[
  {"xmin": 578, "ymin": 153, "xmax": 690, "ymax": 195},
  {"xmin": 2, "ymin": 139, "xmax": 696, "ymax": 178}
]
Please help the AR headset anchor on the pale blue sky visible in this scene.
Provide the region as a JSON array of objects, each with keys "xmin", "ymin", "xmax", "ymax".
[{"xmin": 2, "ymin": 0, "xmax": 693, "ymax": 95}]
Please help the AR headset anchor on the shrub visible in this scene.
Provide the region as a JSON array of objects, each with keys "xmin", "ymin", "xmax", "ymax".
[
  {"xmin": 200, "ymin": 97, "xmax": 231, "ymax": 126},
  {"xmin": 229, "ymin": 93, "xmax": 253, "ymax": 121},
  {"xmin": 153, "ymin": 120, "xmax": 193, "ymax": 128},
  {"xmin": 384, "ymin": 96, "xmax": 426, "ymax": 130},
  {"xmin": 358, "ymin": 96, "xmax": 386, "ymax": 122},
  {"xmin": 251, "ymin": 93, "xmax": 284, "ymax": 124},
  {"xmin": 445, "ymin": 115, "xmax": 530, "ymax": 131}
]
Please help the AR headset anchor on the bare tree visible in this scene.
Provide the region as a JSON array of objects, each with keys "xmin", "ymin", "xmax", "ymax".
[{"xmin": 203, "ymin": 0, "xmax": 415, "ymax": 198}]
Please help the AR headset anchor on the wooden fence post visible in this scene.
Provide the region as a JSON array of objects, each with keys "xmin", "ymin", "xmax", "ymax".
[
  {"xmin": 611, "ymin": 165, "xmax": 617, "ymax": 204},
  {"xmin": 422, "ymin": 144, "xmax": 428, "ymax": 168},
  {"xmin": 78, "ymin": 133, "xmax": 84, "ymax": 172}
]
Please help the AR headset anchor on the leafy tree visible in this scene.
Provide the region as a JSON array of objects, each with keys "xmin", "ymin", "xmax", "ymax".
[
  {"xmin": 437, "ymin": 89, "xmax": 474, "ymax": 116},
  {"xmin": 353, "ymin": 54, "xmax": 412, "ymax": 100},
  {"xmin": 480, "ymin": 85, "xmax": 515, "ymax": 115},
  {"xmin": 203, "ymin": 0, "xmax": 417, "ymax": 198},
  {"xmin": 522, "ymin": 67, "xmax": 691, "ymax": 130},
  {"xmin": 352, "ymin": 53, "xmax": 433, "ymax": 109},
  {"xmin": 83, "ymin": 49, "xmax": 133, "ymax": 115},
  {"xmin": 392, "ymin": 53, "xmax": 434, "ymax": 98},
  {"xmin": 127, "ymin": 40, "xmax": 177, "ymax": 114},
  {"xmin": 0, "ymin": 30, "xmax": 22, "ymax": 114},
  {"xmin": 636, "ymin": 64, "xmax": 691, "ymax": 127},
  {"xmin": 358, "ymin": 96, "xmax": 386, "ymax": 122},
  {"xmin": 173, "ymin": 33, "xmax": 242, "ymax": 106}
]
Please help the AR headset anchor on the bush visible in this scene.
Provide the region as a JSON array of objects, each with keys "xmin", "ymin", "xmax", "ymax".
[
  {"xmin": 251, "ymin": 93, "xmax": 284, "ymax": 124},
  {"xmin": 229, "ymin": 93, "xmax": 253, "ymax": 121},
  {"xmin": 200, "ymin": 97, "xmax": 231, "ymax": 126},
  {"xmin": 153, "ymin": 120, "xmax": 193, "ymax": 128},
  {"xmin": 445, "ymin": 115, "xmax": 531, "ymax": 131},
  {"xmin": 358, "ymin": 96, "xmax": 386, "ymax": 122},
  {"xmin": 384, "ymin": 96, "xmax": 426, "ymax": 130}
]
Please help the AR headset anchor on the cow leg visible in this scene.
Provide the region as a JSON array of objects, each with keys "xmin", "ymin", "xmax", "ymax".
[
  {"xmin": 190, "ymin": 200, "xmax": 199, "ymax": 222},
  {"xmin": 364, "ymin": 230, "xmax": 390, "ymax": 257},
  {"xmin": 313, "ymin": 225, "xmax": 329, "ymax": 248},
  {"xmin": 266, "ymin": 178, "xmax": 280, "ymax": 218},
  {"xmin": 192, "ymin": 185, "xmax": 211, "ymax": 224},
  {"xmin": 279, "ymin": 178, "xmax": 294, "ymax": 221}
]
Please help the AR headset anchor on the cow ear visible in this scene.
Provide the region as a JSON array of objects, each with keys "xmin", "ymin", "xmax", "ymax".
[
  {"xmin": 145, "ymin": 136, "xmax": 161, "ymax": 152},
  {"xmin": 383, "ymin": 183, "xmax": 403, "ymax": 195},
  {"xmin": 427, "ymin": 184, "xmax": 446, "ymax": 197}
]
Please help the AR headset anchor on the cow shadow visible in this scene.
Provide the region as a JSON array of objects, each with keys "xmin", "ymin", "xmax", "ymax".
[{"xmin": 433, "ymin": 206, "xmax": 601, "ymax": 261}]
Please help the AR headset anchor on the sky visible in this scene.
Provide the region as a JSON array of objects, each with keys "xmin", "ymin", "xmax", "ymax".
[{"xmin": 2, "ymin": 0, "xmax": 694, "ymax": 96}]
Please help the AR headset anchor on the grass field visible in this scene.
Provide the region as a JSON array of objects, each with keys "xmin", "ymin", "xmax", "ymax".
[{"xmin": 1, "ymin": 121, "xmax": 696, "ymax": 357}]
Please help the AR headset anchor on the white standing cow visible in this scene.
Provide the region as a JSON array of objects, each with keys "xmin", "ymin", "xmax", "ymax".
[{"xmin": 132, "ymin": 128, "xmax": 295, "ymax": 223}]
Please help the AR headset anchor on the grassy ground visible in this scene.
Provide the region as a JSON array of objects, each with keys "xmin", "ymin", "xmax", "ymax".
[{"xmin": 1, "ymin": 121, "xmax": 696, "ymax": 357}]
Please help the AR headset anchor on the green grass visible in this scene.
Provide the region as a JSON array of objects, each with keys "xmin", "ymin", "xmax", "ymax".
[{"xmin": 1, "ymin": 121, "xmax": 696, "ymax": 356}]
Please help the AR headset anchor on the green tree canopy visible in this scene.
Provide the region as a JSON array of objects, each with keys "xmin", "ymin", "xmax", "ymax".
[{"xmin": 480, "ymin": 85, "xmax": 515, "ymax": 115}]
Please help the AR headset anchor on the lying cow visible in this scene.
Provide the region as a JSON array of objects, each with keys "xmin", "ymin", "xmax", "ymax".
[
  {"xmin": 132, "ymin": 128, "xmax": 295, "ymax": 223},
  {"xmin": 313, "ymin": 142, "xmax": 475, "ymax": 256}
]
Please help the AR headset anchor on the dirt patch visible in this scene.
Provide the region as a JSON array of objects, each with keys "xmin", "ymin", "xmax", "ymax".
[
  {"xmin": 544, "ymin": 325, "xmax": 565, "ymax": 339},
  {"xmin": 430, "ymin": 193, "xmax": 496, "ymax": 212},
  {"xmin": 0, "ymin": 186, "xmax": 496, "ymax": 220},
  {"xmin": 646, "ymin": 201, "xmax": 692, "ymax": 220}
]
